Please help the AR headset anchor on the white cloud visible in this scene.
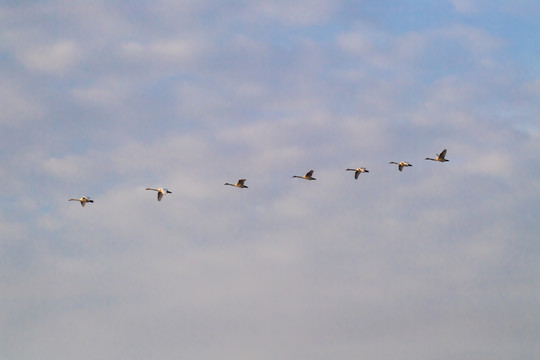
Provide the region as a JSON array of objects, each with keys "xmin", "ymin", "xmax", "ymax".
[
  {"xmin": 245, "ymin": 0, "xmax": 338, "ymax": 26},
  {"xmin": 439, "ymin": 23, "xmax": 504, "ymax": 54},
  {"xmin": 16, "ymin": 41, "xmax": 83, "ymax": 74},
  {"xmin": 461, "ymin": 149, "xmax": 514, "ymax": 177},
  {"xmin": 120, "ymin": 36, "xmax": 209, "ymax": 65},
  {"xmin": 336, "ymin": 26, "xmax": 395, "ymax": 69},
  {"xmin": 149, "ymin": 38, "xmax": 206, "ymax": 62},
  {"xmin": 337, "ymin": 22, "xmax": 503, "ymax": 75},
  {"xmin": 450, "ymin": 0, "xmax": 540, "ymax": 15},
  {"xmin": 71, "ymin": 80, "xmax": 129, "ymax": 107},
  {"xmin": 449, "ymin": 0, "xmax": 480, "ymax": 13},
  {"xmin": 0, "ymin": 84, "xmax": 43, "ymax": 128}
]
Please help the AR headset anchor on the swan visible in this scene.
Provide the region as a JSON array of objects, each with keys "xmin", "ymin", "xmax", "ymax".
[
  {"xmin": 68, "ymin": 196, "xmax": 94, "ymax": 207},
  {"xmin": 292, "ymin": 170, "xmax": 316, "ymax": 180},
  {"xmin": 346, "ymin": 167, "xmax": 369, "ymax": 179},
  {"xmin": 425, "ymin": 149, "xmax": 449, "ymax": 162},
  {"xmin": 145, "ymin": 187, "xmax": 172, "ymax": 201},
  {"xmin": 389, "ymin": 161, "xmax": 412, "ymax": 172},
  {"xmin": 224, "ymin": 179, "xmax": 248, "ymax": 188}
]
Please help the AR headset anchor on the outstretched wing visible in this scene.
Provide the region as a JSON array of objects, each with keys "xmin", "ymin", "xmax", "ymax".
[
  {"xmin": 355, "ymin": 170, "xmax": 360, "ymax": 179},
  {"xmin": 237, "ymin": 179, "xmax": 246, "ymax": 186},
  {"xmin": 306, "ymin": 170, "xmax": 314, "ymax": 177},
  {"xmin": 439, "ymin": 149, "xmax": 447, "ymax": 159},
  {"xmin": 398, "ymin": 164, "xmax": 403, "ymax": 171},
  {"xmin": 157, "ymin": 192, "xmax": 163, "ymax": 201}
]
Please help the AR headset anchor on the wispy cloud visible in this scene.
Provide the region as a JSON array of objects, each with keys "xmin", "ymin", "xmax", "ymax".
[{"xmin": 16, "ymin": 40, "xmax": 83, "ymax": 74}]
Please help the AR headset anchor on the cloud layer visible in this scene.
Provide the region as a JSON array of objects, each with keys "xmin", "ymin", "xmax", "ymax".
[{"xmin": 1, "ymin": 1, "xmax": 539, "ymax": 359}]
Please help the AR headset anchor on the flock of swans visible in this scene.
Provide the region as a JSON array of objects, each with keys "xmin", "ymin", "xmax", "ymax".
[{"xmin": 68, "ymin": 149, "xmax": 450, "ymax": 206}]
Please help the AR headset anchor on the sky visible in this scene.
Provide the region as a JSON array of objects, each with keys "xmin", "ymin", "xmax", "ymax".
[{"xmin": 1, "ymin": 0, "xmax": 539, "ymax": 359}]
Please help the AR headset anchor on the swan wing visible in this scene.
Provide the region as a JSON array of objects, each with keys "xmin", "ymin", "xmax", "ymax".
[
  {"xmin": 157, "ymin": 192, "xmax": 163, "ymax": 201},
  {"xmin": 439, "ymin": 149, "xmax": 447, "ymax": 159}
]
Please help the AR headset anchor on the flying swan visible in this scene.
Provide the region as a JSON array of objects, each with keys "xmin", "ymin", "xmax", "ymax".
[
  {"xmin": 68, "ymin": 196, "xmax": 94, "ymax": 207},
  {"xmin": 145, "ymin": 187, "xmax": 172, "ymax": 201},
  {"xmin": 346, "ymin": 167, "xmax": 369, "ymax": 179},
  {"xmin": 425, "ymin": 149, "xmax": 449, "ymax": 162},
  {"xmin": 389, "ymin": 162, "xmax": 413, "ymax": 172},
  {"xmin": 224, "ymin": 179, "xmax": 248, "ymax": 188},
  {"xmin": 292, "ymin": 170, "xmax": 316, "ymax": 180}
]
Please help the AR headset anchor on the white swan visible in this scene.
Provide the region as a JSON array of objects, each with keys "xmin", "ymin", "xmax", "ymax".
[
  {"xmin": 292, "ymin": 170, "xmax": 316, "ymax": 180},
  {"xmin": 145, "ymin": 187, "xmax": 172, "ymax": 201},
  {"xmin": 224, "ymin": 179, "xmax": 248, "ymax": 188},
  {"xmin": 425, "ymin": 149, "xmax": 449, "ymax": 162},
  {"xmin": 346, "ymin": 167, "xmax": 369, "ymax": 179},
  {"xmin": 389, "ymin": 161, "xmax": 412, "ymax": 172},
  {"xmin": 68, "ymin": 196, "xmax": 94, "ymax": 207}
]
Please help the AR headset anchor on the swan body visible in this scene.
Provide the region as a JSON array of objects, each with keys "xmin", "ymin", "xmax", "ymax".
[
  {"xmin": 425, "ymin": 149, "xmax": 449, "ymax": 162},
  {"xmin": 145, "ymin": 187, "xmax": 172, "ymax": 201},
  {"xmin": 225, "ymin": 179, "xmax": 248, "ymax": 188},
  {"xmin": 69, "ymin": 196, "xmax": 94, "ymax": 207},
  {"xmin": 389, "ymin": 161, "xmax": 412, "ymax": 172},
  {"xmin": 292, "ymin": 170, "xmax": 316, "ymax": 180},
  {"xmin": 346, "ymin": 167, "xmax": 369, "ymax": 179}
]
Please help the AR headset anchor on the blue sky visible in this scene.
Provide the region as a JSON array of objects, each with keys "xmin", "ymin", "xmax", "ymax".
[{"xmin": 1, "ymin": 1, "xmax": 539, "ymax": 359}]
